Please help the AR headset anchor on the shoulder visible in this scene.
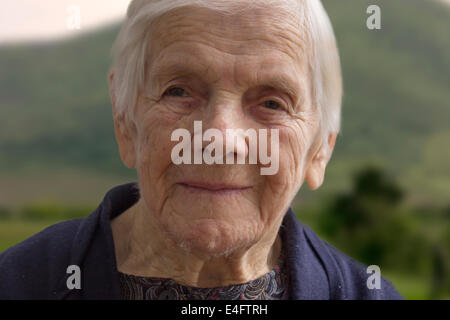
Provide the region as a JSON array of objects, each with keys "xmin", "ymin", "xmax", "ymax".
[
  {"xmin": 301, "ymin": 224, "xmax": 404, "ymax": 300},
  {"xmin": 0, "ymin": 218, "xmax": 83, "ymax": 299}
]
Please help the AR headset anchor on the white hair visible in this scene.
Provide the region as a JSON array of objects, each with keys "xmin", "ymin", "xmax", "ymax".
[{"xmin": 110, "ymin": 0, "xmax": 342, "ymax": 141}]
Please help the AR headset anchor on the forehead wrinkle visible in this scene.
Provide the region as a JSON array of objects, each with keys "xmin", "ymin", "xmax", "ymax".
[
  {"xmin": 151, "ymin": 25, "xmax": 301, "ymax": 59},
  {"xmin": 150, "ymin": 45, "xmax": 301, "ymax": 83},
  {"xmin": 148, "ymin": 5, "xmax": 306, "ymax": 64}
]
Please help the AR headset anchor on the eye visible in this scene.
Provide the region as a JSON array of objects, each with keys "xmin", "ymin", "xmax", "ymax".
[
  {"xmin": 262, "ymin": 100, "xmax": 282, "ymax": 110},
  {"xmin": 164, "ymin": 86, "xmax": 190, "ymax": 98}
]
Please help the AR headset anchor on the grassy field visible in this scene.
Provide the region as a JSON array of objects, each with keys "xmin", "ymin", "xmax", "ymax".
[
  {"xmin": 0, "ymin": 219, "xmax": 431, "ymax": 300},
  {"xmin": 0, "ymin": 219, "xmax": 62, "ymax": 252},
  {"xmin": 383, "ymin": 271, "xmax": 431, "ymax": 300}
]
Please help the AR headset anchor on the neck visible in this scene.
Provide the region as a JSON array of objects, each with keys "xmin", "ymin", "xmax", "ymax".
[{"xmin": 111, "ymin": 199, "xmax": 283, "ymax": 288}]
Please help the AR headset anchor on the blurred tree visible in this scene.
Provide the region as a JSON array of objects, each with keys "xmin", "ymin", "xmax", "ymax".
[
  {"xmin": 353, "ymin": 167, "xmax": 403, "ymax": 204},
  {"xmin": 318, "ymin": 166, "xmax": 431, "ymax": 274},
  {"xmin": 0, "ymin": 206, "xmax": 11, "ymax": 220}
]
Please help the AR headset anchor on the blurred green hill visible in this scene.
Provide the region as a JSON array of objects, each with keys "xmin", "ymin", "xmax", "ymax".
[{"xmin": 0, "ymin": 0, "xmax": 449, "ymax": 207}]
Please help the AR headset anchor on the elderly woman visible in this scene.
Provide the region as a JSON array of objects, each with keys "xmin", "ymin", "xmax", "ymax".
[{"xmin": 0, "ymin": 0, "xmax": 402, "ymax": 300}]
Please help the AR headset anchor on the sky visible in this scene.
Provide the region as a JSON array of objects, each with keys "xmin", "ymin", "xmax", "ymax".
[
  {"xmin": 0, "ymin": 0, "xmax": 132, "ymax": 44},
  {"xmin": 0, "ymin": 0, "xmax": 449, "ymax": 44}
]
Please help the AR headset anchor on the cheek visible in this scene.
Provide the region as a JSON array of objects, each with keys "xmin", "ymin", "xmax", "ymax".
[
  {"xmin": 135, "ymin": 104, "xmax": 188, "ymax": 166},
  {"xmin": 276, "ymin": 125, "xmax": 309, "ymax": 184},
  {"xmin": 134, "ymin": 117, "xmax": 182, "ymax": 218},
  {"xmin": 259, "ymin": 122, "xmax": 315, "ymax": 212},
  {"xmin": 134, "ymin": 107, "xmax": 187, "ymax": 201}
]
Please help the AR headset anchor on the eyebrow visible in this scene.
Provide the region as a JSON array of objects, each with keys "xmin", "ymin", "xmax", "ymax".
[
  {"xmin": 257, "ymin": 73, "xmax": 302, "ymax": 102},
  {"xmin": 150, "ymin": 57, "xmax": 209, "ymax": 81}
]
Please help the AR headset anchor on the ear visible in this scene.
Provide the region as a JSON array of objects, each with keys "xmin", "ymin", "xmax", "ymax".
[
  {"xmin": 108, "ymin": 70, "xmax": 137, "ymax": 169},
  {"xmin": 305, "ymin": 133, "xmax": 337, "ymax": 190}
]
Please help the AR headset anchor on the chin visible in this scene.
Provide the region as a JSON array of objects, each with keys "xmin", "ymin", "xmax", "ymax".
[{"xmin": 166, "ymin": 218, "xmax": 257, "ymax": 258}]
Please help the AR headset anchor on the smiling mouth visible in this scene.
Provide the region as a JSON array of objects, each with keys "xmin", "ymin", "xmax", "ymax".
[{"xmin": 177, "ymin": 182, "xmax": 252, "ymax": 195}]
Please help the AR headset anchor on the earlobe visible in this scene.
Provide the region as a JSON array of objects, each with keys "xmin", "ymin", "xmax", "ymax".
[
  {"xmin": 305, "ymin": 133, "xmax": 337, "ymax": 190},
  {"xmin": 327, "ymin": 133, "xmax": 337, "ymax": 152},
  {"xmin": 113, "ymin": 116, "xmax": 137, "ymax": 169}
]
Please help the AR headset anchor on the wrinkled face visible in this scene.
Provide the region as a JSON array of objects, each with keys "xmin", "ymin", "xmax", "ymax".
[{"xmin": 113, "ymin": 6, "xmax": 332, "ymax": 257}]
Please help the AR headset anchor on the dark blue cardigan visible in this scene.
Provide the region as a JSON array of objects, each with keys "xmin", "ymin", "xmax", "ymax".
[{"xmin": 0, "ymin": 183, "xmax": 403, "ymax": 299}]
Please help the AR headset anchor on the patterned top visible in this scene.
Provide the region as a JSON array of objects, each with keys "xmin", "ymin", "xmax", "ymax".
[{"xmin": 118, "ymin": 249, "xmax": 289, "ymax": 300}]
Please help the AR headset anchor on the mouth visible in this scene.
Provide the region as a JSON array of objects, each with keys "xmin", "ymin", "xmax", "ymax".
[{"xmin": 177, "ymin": 182, "xmax": 252, "ymax": 195}]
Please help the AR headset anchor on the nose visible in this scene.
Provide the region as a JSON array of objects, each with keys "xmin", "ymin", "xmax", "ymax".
[{"xmin": 197, "ymin": 97, "xmax": 249, "ymax": 164}]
